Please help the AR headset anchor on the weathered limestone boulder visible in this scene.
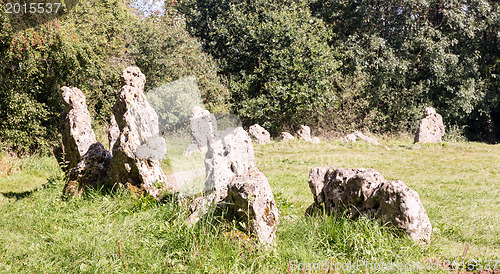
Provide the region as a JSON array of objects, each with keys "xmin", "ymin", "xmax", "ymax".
[
  {"xmin": 280, "ymin": 132, "xmax": 295, "ymax": 141},
  {"xmin": 107, "ymin": 67, "xmax": 176, "ymax": 198},
  {"xmin": 227, "ymin": 171, "xmax": 278, "ymax": 246},
  {"xmin": 204, "ymin": 127, "xmax": 256, "ymax": 197},
  {"xmin": 297, "ymin": 125, "xmax": 312, "ymax": 142},
  {"xmin": 414, "ymin": 107, "xmax": 445, "ymax": 143},
  {"xmin": 108, "ymin": 115, "xmax": 120, "ymax": 154},
  {"xmin": 183, "ymin": 106, "xmax": 217, "ymax": 155},
  {"xmin": 60, "ymin": 86, "xmax": 97, "ymax": 171},
  {"xmin": 187, "ymin": 127, "xmax": 279, "ymax": 246},
  {"xmin": 306, "ymin": 167, "xmax": 432, "ymax": 243},
  {"xmin": 63, "ymin": 142, "xmax": 112, "ymax": 197},
  {"xmin": 248, "ymin": 124, "xmax": 271, "ymax": 145},
  {"xmin": 344, "ymin": 131, "xmax": 381, "ymax": 145},
  {"xmin": 343, "ymin": 131, "xmax": 390, "ymax": 150}
]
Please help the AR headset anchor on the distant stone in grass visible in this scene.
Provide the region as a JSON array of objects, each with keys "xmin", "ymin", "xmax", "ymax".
[
  {"xmin": 414, "ymin": 107, "xmax": 445, "ymax": 143},
  {"xmin": 306, "ymin": 167, "xmax": 432, "ymax": 243},
  {"xmin": 343, "ymin": 131, "xmax": 381, "ymax": 145},
  {"xmin": 343, "ymin": 131, "xmax": 390, "ymax": 149},
  {"xmin": 297, "ymin": 125, "xmax": 321, "ymax": 144},
  {"xmin": 280, "ymin": 132, "xmax": 295, "ymax": 141},
  {"xmin": 248, "ymin": 124, "xmax": 271, "ymax": 145},
  {"xmin": 186, "ymin": 127, "xmax": 279, "ymax": 246},
  {"xmin": 60, "ymin": 86, "xmax": 97, "ymax": 171},
  {"xmin": 183, "ymin": 106, "xmax": 217, "ymax": 155},
  {"xmin": 297, "ymin": 125, "xmax": 313, "ymax": 142},
  {"xmin": 63, "ymin": 142, "xmax": 112, "ymax": 197},
  {"xmin": 107, "ymin": 67, "xmax": 177, "ymax": 199}
]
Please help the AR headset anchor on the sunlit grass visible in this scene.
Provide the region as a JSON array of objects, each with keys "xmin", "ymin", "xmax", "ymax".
[{"xmin": 0, "ymin": 137, "xmax": 498, "ymax": 272}]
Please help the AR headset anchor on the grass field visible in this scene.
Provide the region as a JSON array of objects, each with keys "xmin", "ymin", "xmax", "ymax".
[{"xmin": 0, "ymin": 137, "xmax": 499, "ymax": 273}]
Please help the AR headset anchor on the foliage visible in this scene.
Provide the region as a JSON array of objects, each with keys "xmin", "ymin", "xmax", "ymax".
[
  {"xmin": 2, "ymin": 139, "xmax": 500, "ymax": 271},
  {"xmin": 183, "ymin": 0, "xmax": 499, "ymax": 141},
  {"xmin": 0, "ymin": 0, "xmax": 132, "ymax": 154},
  {"xmin": 126, "ymin": 10, "xmax": 230, "ymax": 114},
  {"xmin": 181, "ymin": 0, "xmax": 341, "ymax": 133},
  {"xmin": 0, "ymin": 0, "xmax": 229, "ymax": 154},
  {"xmin": 310, "ymin": 0, "xmax": 499, "ymax": 139}
]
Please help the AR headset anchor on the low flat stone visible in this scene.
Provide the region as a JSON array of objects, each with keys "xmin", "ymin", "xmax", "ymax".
[{"xmin": 306, "ymin": 167, "xmax": 432, "ymax": 243}]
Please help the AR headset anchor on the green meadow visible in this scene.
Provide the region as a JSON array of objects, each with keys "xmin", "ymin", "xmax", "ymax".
[{"xmin": 0, "ymin": 137, "xmax": 499, "ymax": 273}]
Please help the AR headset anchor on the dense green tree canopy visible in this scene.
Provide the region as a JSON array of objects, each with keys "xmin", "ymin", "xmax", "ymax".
[
  {"xmin": 183, "ymin": 0, "xmax": 499, "ymax": 141},
  {"xmin": 0, "ymin": 0, "xmax": 228, "ymax": 154}
]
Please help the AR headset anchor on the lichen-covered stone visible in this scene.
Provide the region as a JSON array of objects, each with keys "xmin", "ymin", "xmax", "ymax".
[
  {"xmin": 60, "ymin": 86, "xmax": 96, "ymax": 171},
  {"xmin": 248, "ymin": 124, "xmax": 271, "ymax": 145},
  {"xmin": 297, "ymin": 125, "xmax": 312, "ymax": 142},
  {"xmin": 280, "ymin": 132, "xmax": 295, "ymax": 141},
  {"xmin": 187, "ymin": 127, "xmax": 279, "ymax": 246},
  {"xmin": 414, "ymin": 107, "xmax": 445, "ymax": 143},
  {"xmin": 63, "ymin": 143, "xmax": 112, "ymax": 197},
  {"xmin": 227, "ymin": 170, "xmax": 279, "ymax": 246},
  {"xmin": 107, "ymin": 67, "xmax": 176, "ymax": 198},
  {"xmin": 307, "ymin": 167, "xmax": 432, "ymax": 243}
]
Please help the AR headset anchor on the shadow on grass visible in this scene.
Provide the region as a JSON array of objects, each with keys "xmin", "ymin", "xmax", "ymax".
[
  {"xmin": 0, "ymin": 175, "xmax": 63, "ymax": 201},
  {"xmin": 0, "ymin": 190, "xmax": 36, "ymax": 200}
]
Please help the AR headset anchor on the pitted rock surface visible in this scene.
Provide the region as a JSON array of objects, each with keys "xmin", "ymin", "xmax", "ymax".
[
  {"xmin": 227, "ymin": 170, "xmax": 279, "ymax": 246},
  {"xmin": 297, "ymin": 125, "xmax": 313, "ymax": 142},
  {"xmin": 107, "ymin": 67, "xmax": 176, "ymax": 198},
  {"xmin": 60, "ymin": 86, "xmax": 97, "ymax": 171},
  {"xmin": 414, "ymin": 107, "xmax": 445, "ymax": 143},
  {"xmin": 187, "ymin": 127, "xmax": 279, "ymax": 246},
  {"xmin": 280, "ymin": 132, "xmax": 295, "ymax": 141},
  {"xmin": 63, "ymin": 142, "xmax": 112, "ymax": 197},
  {"xmin": 248, "ymin": 124, "xmax": 271, "ymax": 144},
  {"xmin": 307, "ymin": 167, "xmax": 432, "ymax": 243}
]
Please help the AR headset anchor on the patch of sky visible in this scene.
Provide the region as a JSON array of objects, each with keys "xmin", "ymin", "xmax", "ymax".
[{"xmin": 130, "ymin": 0, "xmax": 165, "ymax": 17}]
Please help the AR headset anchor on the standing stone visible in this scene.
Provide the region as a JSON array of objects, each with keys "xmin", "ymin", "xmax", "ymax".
[
  {"xmin": 280, "ymin": 132, "xmax": 295, "ymax": 141},
  {"xmin": 63, "ymin": 142, "xmax": 112, "ymax": 197},
  {"xmin": 414, "ymin": 107, "xmax": 445, "ymax": 143},
  {"xmin": 183, "ymin": 106, "xmax": 217, "ymax": 155},
  {"xmin": 297, "ymin": 125, "xmax": 312, "ymax": 142},
  {"xmin": 187, "ymin": 127, "xmax": 279, "ymax": 246},
  {"xmin": 60, "ymin": 86, "xmax": 97, "ymax": 171},
  {"xmin": 108, "ymin": 115, "xmax": 120, "ymax": 154},
  {"xmin": 306, "ymin": 167, "xmax": 432, "ymax": 243},
  {"xmin": 227, "ymin": 171, "xmax": 278, "ymax": 246},
  {"xmin": 204, "ymin": 127, "xmax": 256, "ymax": 198},
  {"xmin": 248, "ymin": 124, "xmax": 271, "ymax": 145},
  {"xmin": 107, "ymin": 67, "xmax": 176, "ymax": 198}
]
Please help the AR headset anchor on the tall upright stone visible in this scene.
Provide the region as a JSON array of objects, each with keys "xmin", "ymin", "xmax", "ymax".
[
  {"xmin": 107, "ymin": 67, "xmax": 176, "ymax": 198},
  {"xmin": 60, "ymin": 86, "xmax": 97, "ymax": 171},
  {"xmin": 183, "ymin": 106, "xmax": 217, "ymax": 155},
  {"xmin": 414, "ymin": 107, "xmax": 445, "ymax": 143},
  {"xmin": 187, "ymin": 127, "xmax": 279, "ymax": 246},
  {"xmin": 297, "ymin": 125, "xmax": 313, "ymax": 142},
  {"xmin": 248, "ymin": 124, "xmax": 271, "ymax": 144}
]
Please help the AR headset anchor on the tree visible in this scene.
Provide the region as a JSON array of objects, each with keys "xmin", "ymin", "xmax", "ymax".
[{"xmin": 181, "ymin": 0, "xmax": 341, "ymax": 133}]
